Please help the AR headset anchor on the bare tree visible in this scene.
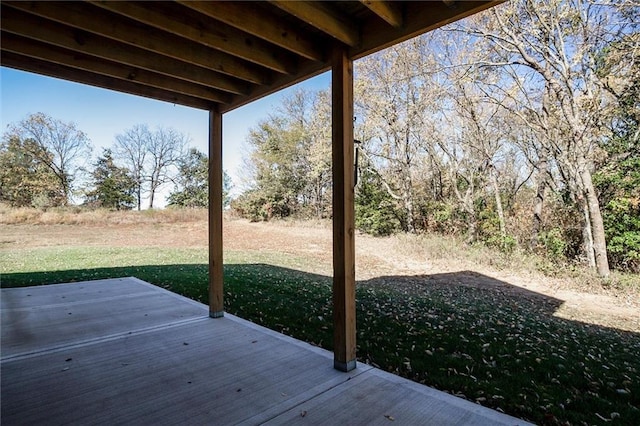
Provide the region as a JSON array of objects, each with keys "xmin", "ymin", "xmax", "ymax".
[
  {"xmin": 355, "ymin": 38, "xmax": 440, "ymax": 233},
  {"xmin": 6, "ymin": 112, "xmax": 92, "ymax": 205},
  {"xmin": 147, "ymin": 127, "xmax": 188, "ymax": 209},
  {"xmin": 114, "ymin": 124, "xmax": 150, "ymax": 211},
  {"xmin": 458, "ymin": 0, "xmax": 633, "ymax": 276},
  {"xmin": 114, "ymin": 124, "xmax": 187, "ymax": 209}
]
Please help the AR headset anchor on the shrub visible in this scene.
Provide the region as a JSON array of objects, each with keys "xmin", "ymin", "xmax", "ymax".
[
  {"xmin": 355, "ymin": 199, "xmax": 402, "ymax": 236},
  {"xmin": 230, "ymin": 190, "xmax": 294, "ymax": 222},
  {"xmin": 485, "ymin": 233, "xmax": 518, "ymax": 254},
  {"xmin": 538, "ymin": 227, "xmax": 568, "ymax": 262},
  {"xmin": 604, "ymin": 198, "xmax": 640, "ymax": 272}
]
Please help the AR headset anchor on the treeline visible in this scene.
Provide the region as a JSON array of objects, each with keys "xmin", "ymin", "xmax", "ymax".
[
  {"xmin": 0, "ymin": 114, "xmax": 230, "ymax": 211},
  {"xmin": 232, "ymin": 0, "xmax": 639, "ymax": 275}
]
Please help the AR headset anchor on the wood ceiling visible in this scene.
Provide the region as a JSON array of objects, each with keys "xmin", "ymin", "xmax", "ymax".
[{"xmin": 1, "ymin": 1, "xmax": 501, "ymax": 113}]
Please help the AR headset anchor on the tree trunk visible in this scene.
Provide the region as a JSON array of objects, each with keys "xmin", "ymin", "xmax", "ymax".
[
  {"xmin": 531, "ymin": 154, "xmax": 548, "ymax": 249},
  {"xmin": 581, "ymin": 198, "xmax": 596, "ymax": 269},
  {"xmin": 403, "ymin": 174, "xmax": 415, "ymax": 233},
  {"xmin": 149, "ymin": 189, "xmax": 155, "ymax": 209},
  {"xmin": 580, "ymin": 167, "xmax": 610, "ymax": 277},
  {"xmin": 316, "ymin": 177, "xmax": 323, "ymax": 219},
  {"xmin": 149, "ymin": 176, "xmax": 157, "ymax": 209},
  {"xmin": 489, "ymin": 168, "xmax": 506, "ymax": 238},
  {"xmin": 466, "ymin": 209, "xmax": 478, "ymax": 244},
  {"xmin": 60, "ymin": 174, "xmax": 70, "ymax": 206},
  {"xmin": 463, "ymin": 196, "xmax": 477, "ymax": 244},
  {"xmin": 404, "ymin": 195, "xmax": 415, "ymax": 233}
]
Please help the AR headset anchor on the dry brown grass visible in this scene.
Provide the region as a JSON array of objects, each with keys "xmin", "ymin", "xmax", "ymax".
[
  {"xmin": 2, "ymin": 206, "xmax": 638, "ymax": 330},
  {"xmin": 0, "ymin": 205, "xmax": 208, "ymax": 225}
]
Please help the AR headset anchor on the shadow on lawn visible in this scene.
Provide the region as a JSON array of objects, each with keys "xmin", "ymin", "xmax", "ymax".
[
  {"xmin": 360, "ymin": 270, "xmax": 565, "ymax": 317},
  {"xmin": 0, "ymin": 263, "xmax": 635, "ymax": 336},
  {"xmin": 2, "ymin": 264, "xmax": 639, "ymax": 425}
]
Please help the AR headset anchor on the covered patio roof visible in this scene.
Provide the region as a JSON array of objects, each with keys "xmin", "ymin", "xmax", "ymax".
[
  {"xmin": 1, "ymin": 1, "xmax": 499, "ymax": 113},
  {"xmin": 1, "ymin": 1, "xmax": 502, "ymax": 372}
]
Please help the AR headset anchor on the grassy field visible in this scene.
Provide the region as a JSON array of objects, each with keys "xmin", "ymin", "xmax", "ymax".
[{"xmin": 1, "ymin": 210, "xmax": 639, "ymax": 425}]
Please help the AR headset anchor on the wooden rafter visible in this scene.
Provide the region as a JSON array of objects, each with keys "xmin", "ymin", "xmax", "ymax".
[
  {"xmin": 5, "ymin": 2, "xmax": 268, "ymax": 85},
  {"xmin": 1, "ymin": 5, "xmax": 248, "ymax": 96},
  {"xmin": 1, "ymin": 51, "xmax": 215, "ymax": 111},
  {"xmin": 359, "ymin": 1, "xmax": 403, "ymax": 28},
  {"xmin": 177, "ymin": 1, "xmax": 325, "ymax": 62},
  {"xmin": 89, "ymin": 1, "xmax": 297, "ymax": 75},
  {"xmin": 270, "ymin": 1, "xmax": 361, "ymax": 47},
  {"xmin": 353, "ymin": 1, "xmax": 499, "ymax": 59},
  {"xmin": 1, "ymin": 33, "xmax": 232, "ymax": 105},
  {"xmin": 1, "ymin": 1, "xmax": 502, "ymax": 112}
]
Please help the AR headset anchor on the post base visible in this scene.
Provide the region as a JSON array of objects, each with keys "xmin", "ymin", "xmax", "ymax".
[
  {"xmin": 334, "ymin": 359, "xmax": 357, "ymax": 372},
  {"xmin": 209, "ymin": 311, "xmax": 224, "ymax": 318}
]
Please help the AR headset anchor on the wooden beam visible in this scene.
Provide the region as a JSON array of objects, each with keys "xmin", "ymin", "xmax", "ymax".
[
  {"xmin": 1, "ymin": 32, "xmax": 232, "ymax": 105},
  {"xmin": 1, "ymin": 51, "xmax": 215, "ymax": 111},
  {"xmin": 208, "ymin": 109, "xmax": 224, "ymax": 318},
  {"xmin": 331, "ymin": 46, "xmax": 356, "ymax": 372},
  {"xmin": 220, "ymin": 60, "xmax": 329, "ymax": 114},
  {"xmin": 90, "ymin": 1, "xmax": 297, "ymax": 75},
  {"xmin": 0, "ymin": 6, "xmax": 248, "ymax": 95},
  {"xmin": 353, "ymin": 1, "xmax": 502, "ymax": 60},
  {"xmin": 5, "ymin": 1, "xmax": 269, "ymax": 85},
  {"xmin": 270, "ymin": 1, "xmax": 360, "ymax": 47},
  {"xmin": 359, "ymin": 1, "xmax": 403, "ymax": 28},
  {"xmin": 178, "ymin": 1, "xmax": 324, "ymax": 62}
]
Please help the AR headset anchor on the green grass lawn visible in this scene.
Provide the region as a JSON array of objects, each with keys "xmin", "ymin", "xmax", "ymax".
[{"xmin": 2, "ymin": 246, "xmax": 638, "ymax": 425}]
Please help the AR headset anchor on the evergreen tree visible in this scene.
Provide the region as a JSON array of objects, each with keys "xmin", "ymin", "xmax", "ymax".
[
  {"xmin": 167, "ymin": 148, "xmax": 231, "ymax": 208},
  {"xmin": 355, "ymin": 162, "xmax": 402, "ymax": 236},
  {"xmin": 84, "ymin": 149, "xmax": 136, "ymax": 210}
]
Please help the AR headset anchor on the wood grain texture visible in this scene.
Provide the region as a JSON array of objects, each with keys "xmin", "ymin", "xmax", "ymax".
[
  {"xmin": 359, "ymin": 0, "xmax": 403, "ymax": 28},
  {"xmin": 91, "ymin": 0, "xmax": 297, "ymax": 74},
  {"xmin": 178, "ymin": 1, "xmax": 324, "ymax": 62},
  {"xmin": 5, "ymin": 1, "xmax": 268, "ymax": 85},
  {"xmin": 1, "ymin": 51, "xmax": 217, "ymax": 111},
  {"xmin": 331, "ymin": 46, "xmax": 357, "ymax": 372},
  {"xmin": 1, "ymin": 5, "xmax": 249, "ymax": 95},
  {"xmin": 270, "ymin": 1, "xmax": 360, "ymax": 47},
  {"xmin": 209, "ymin": 110, "xmax": 224, "ymax": 318},
  {"xmin": 1, "ymin": 33, "xmax": 232, "ymax": 104}
]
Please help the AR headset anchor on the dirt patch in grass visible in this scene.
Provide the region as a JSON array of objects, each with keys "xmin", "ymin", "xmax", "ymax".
[{"xmin": 1, "ymin": 216, "xmax": 638, "ymax": 332}]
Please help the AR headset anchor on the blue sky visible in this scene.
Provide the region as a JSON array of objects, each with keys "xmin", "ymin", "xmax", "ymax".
[{"xmin": 1, "ymin": 67, "xmax": 330, "ymax": 205}]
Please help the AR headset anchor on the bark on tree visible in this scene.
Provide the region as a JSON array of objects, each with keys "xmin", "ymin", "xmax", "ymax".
[
  {"xmin": 531, "ymin": 153, "xmax": 548, "ymax": 249},
  {"xmin": 489, "ymin": 166, "xmax": 506, "ymax": 239},
  {"xmin": 580, "ymin": 166, "xmax": 610, "ymax": 276}
]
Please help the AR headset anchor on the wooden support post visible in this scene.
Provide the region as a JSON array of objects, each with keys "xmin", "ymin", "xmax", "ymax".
[
  {"xmin": 209, "ymin": 109, "xmax": 224, "ymax": 318},
  {"xmin": 331, "ymin": 46, "xmax": 356, "ymax": 372}
]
